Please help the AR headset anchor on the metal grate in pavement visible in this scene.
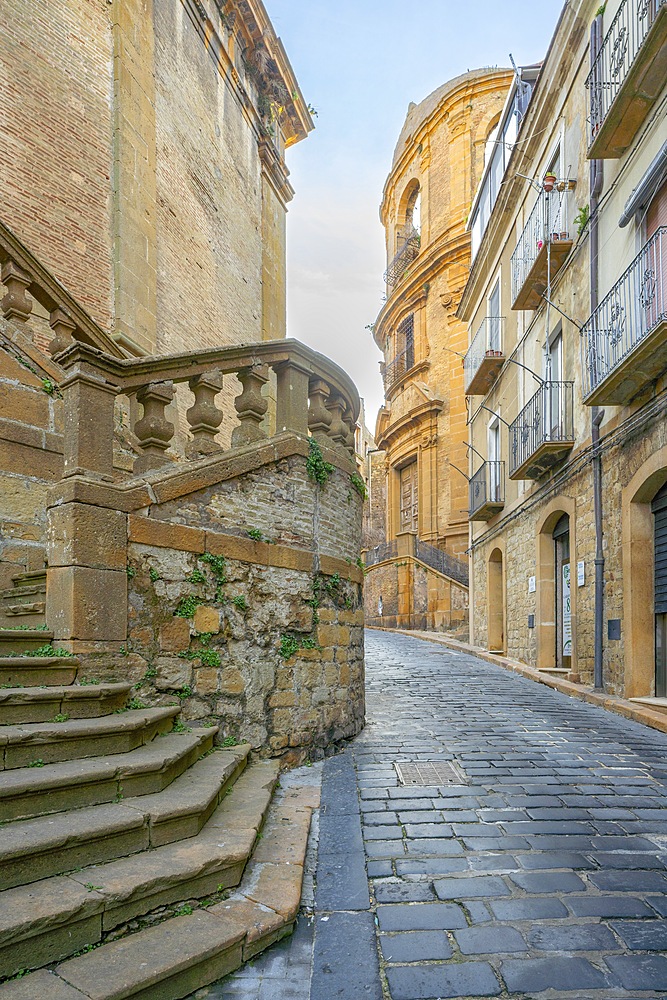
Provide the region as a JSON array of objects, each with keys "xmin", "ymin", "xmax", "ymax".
[{"xmin": 394, "ymin": 760, "xmax": 467, "ymax": 786}]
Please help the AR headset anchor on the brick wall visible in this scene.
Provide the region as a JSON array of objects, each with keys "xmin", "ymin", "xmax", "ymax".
[{"xmin": 0, "ymin": 0, "xmax": 114, "ymax": 329}]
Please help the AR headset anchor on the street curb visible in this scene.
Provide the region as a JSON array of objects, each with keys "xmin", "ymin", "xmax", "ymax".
[{"xmin": 369, "ymin": 626, "xmax": 667, "ymax": 737}]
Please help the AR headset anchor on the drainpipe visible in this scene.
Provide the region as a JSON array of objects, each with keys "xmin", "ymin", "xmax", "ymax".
[{"xmin": 590, "ymin": 13, "xmax": 605, "ymax": 692}]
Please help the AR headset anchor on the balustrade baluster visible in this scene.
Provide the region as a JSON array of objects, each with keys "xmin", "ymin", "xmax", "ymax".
[
  {"xmin": 48, "ymin": 307, "xmax": 76, "ymax": 356},
  {"xmin": 325, "ymin": 392, "xmax": 348, "ymax": 450},
  {"xmin": 1, "ymin": 259, "xmax": 32, "ymax": 324},
  {"xmin": 274, "ymin": 359, "xmax": 310, "ymax": 437},
  {"xmin": 231, "ymin": 364, "xmax": 269, "ymax": 447},
  {"xmin": 343, "ymin": 405, "xmax": 356, "ymax": 454},
  {"xmin": 186, "ymin": 371, "xmax": 223, "ymax": 458},
  {"xmin": 134, "ymin": 381, "xmax": 175, "ymax": 472},
  {"xmin": 308, "ymin": 378, "xmax": 332, "ymax": 445}
]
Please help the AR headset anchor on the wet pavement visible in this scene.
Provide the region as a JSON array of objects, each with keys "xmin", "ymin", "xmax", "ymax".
[{"xmin": 199, "ymin": 628, "xmax": 667, "ymax": 998}]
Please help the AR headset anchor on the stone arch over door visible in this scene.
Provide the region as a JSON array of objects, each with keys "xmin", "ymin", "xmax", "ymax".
[
  {"xmin": 622, "ymin": 446, "xmax": 667, "ymax": 698},
  {"xmin": 536, "ymin": 497, "xmax": 577, "ymax": 674},
  {"xmin": 487, "ymin": 545, "xmax": 505, "ymax": 652}
]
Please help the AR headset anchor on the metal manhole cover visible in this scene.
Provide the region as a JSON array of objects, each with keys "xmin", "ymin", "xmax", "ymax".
[{"xmin": 394, "ymin": 761, "xmax": 467, "ymax": 786}]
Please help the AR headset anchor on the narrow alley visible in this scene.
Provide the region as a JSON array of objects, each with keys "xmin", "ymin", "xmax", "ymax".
[{"xmin": 209, "ymin": 629, "xmax": 667, "ymax": 999}]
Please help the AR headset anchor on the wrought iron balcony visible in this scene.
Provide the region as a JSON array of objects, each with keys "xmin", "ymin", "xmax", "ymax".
[
  {"xmin": 384, "ymin": 227, "xmax": 420, "ymax": 288},
  {"xmin": 509, "ymin": 381, "xmax": 574, "ymax": 480},
  {"xmin": 381, "ymin": 345, "xmax": 415, "ymax": 394},
  {"xmin": 469, "ymin": 462, "xmax": 505, "ymax": 521},
  {"xmin": 464, "ymin": 318, "xmax": 505, "ymax": 395},
  {"xmin": 511, "ymin": 190, "xmax": 573, "ymax": 310},
  {"xmin": 582, "ymin": 227, "xmax": 667, "ymax": 405},
  {"xmin": 586, "ymin": 0, "xmax": 666, "ymax": 159}
]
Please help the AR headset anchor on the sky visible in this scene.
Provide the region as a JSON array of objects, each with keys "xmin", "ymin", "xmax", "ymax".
[{"xmin": 268, "ymin": 2, "xmax": 562, "ymax": 430}]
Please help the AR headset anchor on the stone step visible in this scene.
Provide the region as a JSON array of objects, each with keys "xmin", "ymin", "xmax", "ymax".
[
  {"xmin": 0, "ymin": 728, "xmax": 217, "ymax": 822},
  {"xmin": 629, "ymin": 696, "xmax": 667, "ymax": 715},
  {"xmin": 0, "ymin": 745, "xmax": 250, "ymax": 891},
  {"xmin": 0, "ymin": 782, "xmax": 318, "ymax": 999},
  {"xmin": 0, "ymin": 629, "xmax": 54, "ymax": 655},
  {"xmin": 0, "ymin": 761, "xmax": 279, "ymax": 977},
  {"xmin": 0, "ymin": 656, "xmax": 79, "ymax": 688},
  {"xmin": 0, "ymin": 682, "xmax": 132, "ymax": 725},
  {"xmin": 537, "ymin": 667, "xmax": 570, "ymax": 675},
  {"xmin": 0, "ymin": 706, "xmax": 180, "ymax": 770}
]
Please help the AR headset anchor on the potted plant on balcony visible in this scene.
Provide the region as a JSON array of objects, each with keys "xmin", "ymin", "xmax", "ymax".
[{"xmin": 543, "ymin": 172, "xmax": 557, "ymax": 192}]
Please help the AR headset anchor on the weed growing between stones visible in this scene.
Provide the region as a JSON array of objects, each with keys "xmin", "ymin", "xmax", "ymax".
[
  {"xmin": 246, "ymin": 527, "xmax": 263, "ymax": 541},
  {"xmin": 350, "ymin": 472, "xmax": 368, "ymax": 500},
  {"xmin": 52, "ymin": 713, "xmax": 69, "ymax": 723},
  {"xmin": 231, "ymin": 595, "xmax": 248, "ymax": 613},
  {"xmin": 24, "ymin": 644, "xmax": 73, "ymax": 658},
  {"xmin": 27, "ymin": 759, "xmax": 44, "ymax": 768},
  {"xmin": 149, "ymin": 568, "xmax": 160, "ymax": 583},
  {"xmin": 174, "ymin": 595, "xmax": 203, "ymax": 618}
]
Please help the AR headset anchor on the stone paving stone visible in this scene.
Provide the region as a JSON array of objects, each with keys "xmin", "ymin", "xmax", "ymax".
[
  {"xmin": 454, "ymin": 925, "xmax": 528, "ymax": 954},
  {"xmin": 373, "ymin": 881, "xmax": 436, "ymax": 903},
  {"xmin": 402, "ymin": 838, "xmax": 464, "ymax": 856},
  {"xmin": 310, "ymin": 911, "xmax": 382, "ymax": 1000},
  {"xmin": 490, "ymin": 897, "xmax": 569, "ymax": 920},
  {"xmin": 386, "ymin": 961, "xmax": 502, "ymax": 999},
  {"xmin": 366, "ymin": 860, "xmax": 393, "ymax": 878},
  {"xmin": 315, "ymin": 852, "xmax": 369, "ymax": 911},
  {"xmin": 403, "ymin": 822, "xmax": 453, "ymax": 837},
  {"xmin": 515, "ymin": 851, "xmax": 595, "ymax": 869},
  {"xmin": 509, "ymin": 870, "xmax": 586, "ymax": 893},
  {"xmin": 463, "ymin": 835, "xmax": 531, "ymax": 851},
  {"xmin": 394, "ymin": 857, "xmax": 468, "ymax": 876},
  {"xmin": 433, "ymin": 875, "xmax": 511, "ymax": 899},
  {"xmin": 567, "ymin": 894, "xmax": 658, "ymax": 917},
  {"xmin": 605, "ymin": 954, "xmax": 667, "ymax": 990},
  {"xmin": 610, "ymin": 918, "xmax": 667, "ymax": 950},
  {"xmin": 376, "ymin": 902, "xmax": 467, "ymax": 931},
  {"xmin": 379, "ymin": 930, "xmax": 452, "ymax": 963},
  {"xmin": 589, "ymin": 851, "xmax": 667, "ymax": 869},
  {"xmin": 526, "ymin": 921, "xmax": 619, "ymax": 951},
  {"xmin": 588, "ymin": 870, "xmax": 667, "ymax": 892},
  {"xmin": 363, "ymin": 824, "xmax": 403, "ymax": 840},
  {"xmin": 500, "ymin": 956, "xmax": 609, "ymax": 992}
]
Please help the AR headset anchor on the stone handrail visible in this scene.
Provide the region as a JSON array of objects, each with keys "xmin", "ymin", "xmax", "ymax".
[
  {"xmin": 0, "ymin": 218, "xmax": 122, "ymax": 358},
  {"xmin": 55, "ymin": 339, "xmax": 360, "ymax": 479}
]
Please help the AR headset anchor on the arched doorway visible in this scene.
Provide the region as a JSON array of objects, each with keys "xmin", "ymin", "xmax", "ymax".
[
  {"xmin": 536, "ymin": 500, "xmax": 576, "ymax": 673},
  {"xmin": 488, "ymin": 547, "xmax": 505, "ymax": 652}
]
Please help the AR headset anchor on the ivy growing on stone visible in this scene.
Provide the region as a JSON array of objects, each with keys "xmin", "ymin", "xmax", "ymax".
[
  {"xmin": 350, "ymin": 473, "xmax": 368, "ymax": 500},
  {"xmin": 306, "ymin": 438, "xmax": 334, "ymax": 486}
]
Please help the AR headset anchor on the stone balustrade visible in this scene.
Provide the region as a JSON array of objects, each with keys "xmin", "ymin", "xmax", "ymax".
[{"xmin": 55, "ymin": 340, "xmax": 360, "ymax": 480}]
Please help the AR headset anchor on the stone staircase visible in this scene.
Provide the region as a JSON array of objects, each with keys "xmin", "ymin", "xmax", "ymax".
[
  {"xmin": 0, "ymin": 569, "xmax": 46, "ymax": 628},
  {"xmin": 0, "ymin": 629, "xmax": 318, "ymax": 999}
]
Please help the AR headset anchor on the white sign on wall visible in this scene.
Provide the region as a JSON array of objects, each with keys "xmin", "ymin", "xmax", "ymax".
[
  {"xmin": 563, "ymin": 562, "xmax": 572, "ymax": 657},
  {"xmin": 528, "ymin": 576, "xmax": 536, "ymax": 593},
  {"xmin": 577, "ymin": 561, "xmax": 585, "ymax": 587}
]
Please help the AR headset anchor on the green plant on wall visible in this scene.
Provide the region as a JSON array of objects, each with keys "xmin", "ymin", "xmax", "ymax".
[
  {"xmin": 574, "ymin": 204, "xmax": 590, "ymax": 236},
  {"xmin": 306, "ymin": 438, "xmax": 334, "ymax": 486},
  {"xmin": 350, "ymin": 473, "xmax": 368, "ymax": 500}
]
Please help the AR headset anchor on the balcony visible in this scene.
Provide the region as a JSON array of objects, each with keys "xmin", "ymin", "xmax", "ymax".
[
  {"xmin": 469, "ymin": 462, "xmax": 505, "ymax": 520},
  {"xmin": 381, "ymin": 345, "xmax": 414, "ymax": 394},
  {"xmin": 464, "ymin": 318, "xmax": 505, "ymax": 395},
  {"xmin": 509, "ymin": 381, "xmax": 574, "ymax": 480},
  {"xmin": 511, "ymin": 190, "xmax": 573, "ymax": 310},
  {"xmin": 582, "ymin": 227, "xmax": 667, "ymax": 404},
  {"xmin": 384, "ymin": 227, "xmax": 420, "ymax": 288},
  {"xmin": 586, "ymin": 0, "xmax": 667, "ymax": 159}
]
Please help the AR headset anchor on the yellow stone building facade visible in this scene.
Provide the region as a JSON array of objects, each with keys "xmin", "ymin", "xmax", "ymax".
[
  {"xmin": 459, "ymin": 0, "xmax": 667, "ymax": 700},
  {"xmin": 364, "ymin": 68, "xmax": 513, "ymax": 631}
]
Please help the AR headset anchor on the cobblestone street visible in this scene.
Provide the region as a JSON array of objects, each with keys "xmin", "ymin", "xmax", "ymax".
[{"xmin": 201, "ymin": 629, "xmax": 667, "ymax": 998}]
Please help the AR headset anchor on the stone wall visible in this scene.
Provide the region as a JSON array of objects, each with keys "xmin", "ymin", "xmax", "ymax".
[
  {"xmin": 471, "ymin": 402, "xmax": 667, "ymax": 697},
  {"xmin": 48, "ymin": 438, "xmax": 365, "ymax": 762},
  {"xmin": 364, "ymin": 557, "xmax": 468, "ymax": 632}
]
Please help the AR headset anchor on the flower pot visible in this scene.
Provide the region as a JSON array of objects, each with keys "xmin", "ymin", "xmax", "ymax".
[{"xmin": 543, "ymin": 172, "xmax": 557, "ymax": 192}]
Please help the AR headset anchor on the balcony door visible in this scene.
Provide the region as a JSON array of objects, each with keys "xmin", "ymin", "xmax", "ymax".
[
  {"xmin": 399, "ymin": 460, "xmax": 419, "ymax": 534},
  {"xmin": 544, "ymin": 330, "xmax": 563, "ymax": 439},
  {"xmin": 488, "ymin": 418, "xmax": 501, "ymax": 503},
  {"xmin": 487, "ymin": 281, "xmax": 501, "ymax": 352}
]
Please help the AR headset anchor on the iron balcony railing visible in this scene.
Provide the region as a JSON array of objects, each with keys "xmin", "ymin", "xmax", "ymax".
[
  {"xmin": 586, "ymin": 0, "xmax": 665, "ymax": 148},
  {"xmin": 582, "ymin": 227, "xmax": 666, "ymax": 398},
  {"xmin": 381, "ymin": 345, "xmax": 415, "ymax": 393},
  {"xmin": 511, "ymin": 190, "xmax": 570, "ymax": 304},
  {"xmin": 364, "ymin": 539, "xmax": 398, "ymax": 568},
  {"xmin": 414, "ymin": 538, "xmax": 469, "ymax": 588},
  {"xmin": 469, "ymin": 462, "xmax": 505, "ymax": 517},
  {"xmin": 463, "ymin": 317, "xmax": 504, "ymax": 390},
  {"xmin": 509, "ymin": 381, "xmax": 574, "ymax": 478},
  {"xmin": 384, "ymin": 227, "xmax": 420, "ymax": 288}
]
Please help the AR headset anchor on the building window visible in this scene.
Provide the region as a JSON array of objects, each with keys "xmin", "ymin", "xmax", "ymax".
[
  {"xmin": 399, "ymin": 460, "xmax": 419, "ymax": 533},
  {"xmin": 397, "ymin": 314, "xmax": 415, "ymax": 370}
]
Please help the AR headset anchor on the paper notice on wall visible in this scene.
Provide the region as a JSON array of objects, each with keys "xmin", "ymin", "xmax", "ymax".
[{"xmin": 563, "ymin": 562, "xmax": 572, "ymax": 657}]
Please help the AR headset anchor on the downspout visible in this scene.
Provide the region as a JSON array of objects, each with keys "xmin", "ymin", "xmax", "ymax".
[{"xmin": 590, "ymin": 13, "xmax": 605, "ymax": 691}]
